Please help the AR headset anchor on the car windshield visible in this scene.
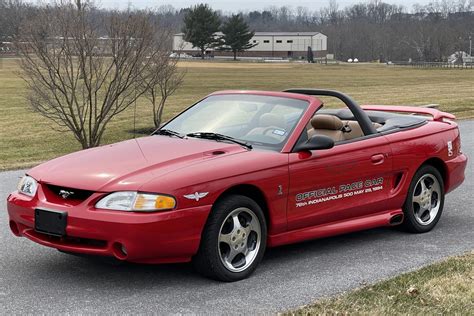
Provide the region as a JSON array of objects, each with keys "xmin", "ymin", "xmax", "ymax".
[{"xmin": 162, "ymin": 94, "xmax": 308, "ymax": 150}]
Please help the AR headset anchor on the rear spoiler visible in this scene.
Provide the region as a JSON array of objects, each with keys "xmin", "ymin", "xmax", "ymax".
[{"xmin": 361, "ymin": 105, "xmax": 456, "ymax": 122}]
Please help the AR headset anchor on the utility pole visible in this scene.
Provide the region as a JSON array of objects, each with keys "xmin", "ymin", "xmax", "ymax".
[{"xmin": 470, "ymin": 35, "xmax": 472, "ymax": 57}]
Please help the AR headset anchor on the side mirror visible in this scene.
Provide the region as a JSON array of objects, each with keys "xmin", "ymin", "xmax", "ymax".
[{"xmin": 295, "ymin": 135, "xmax": 335, "ymax": 152}]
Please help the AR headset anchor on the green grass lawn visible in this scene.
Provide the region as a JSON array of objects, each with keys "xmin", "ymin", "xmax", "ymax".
[
  {"xmin": 286, "ymin": 252, "xmax": 474, "ymax": 315},
  {"xmin": 1, "ymin": 58, "xmax": 473, "ymax": 170}
]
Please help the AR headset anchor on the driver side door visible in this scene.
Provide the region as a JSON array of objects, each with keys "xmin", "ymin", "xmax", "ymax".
[{"xmin": 287, "ymin": 135, "xmax": 393, "ymax": 231}]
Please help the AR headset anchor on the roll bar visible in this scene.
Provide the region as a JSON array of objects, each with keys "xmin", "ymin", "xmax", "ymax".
[{"xmin": 283, "ymin": 89, "xmax": 377, "ymax": 135}]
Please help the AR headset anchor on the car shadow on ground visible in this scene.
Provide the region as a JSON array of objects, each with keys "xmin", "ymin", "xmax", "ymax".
[{"xmin": 23, "ymin": 226, "xmax": 406, "ymax": 288}]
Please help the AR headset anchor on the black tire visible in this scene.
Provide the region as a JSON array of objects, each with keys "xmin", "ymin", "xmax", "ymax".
[
  {"xmin": 401, "ymin": 165, "xmax": 445, "ymax": 233},
  {"xmin": 193, "ymin": 194, "xmax": 267, "ymax": 282}
]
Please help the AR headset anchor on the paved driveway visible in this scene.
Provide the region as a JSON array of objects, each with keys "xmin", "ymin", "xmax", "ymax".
[{"xmin": 0, "ymin": 120, "xmax": 472, "ymax": 314}]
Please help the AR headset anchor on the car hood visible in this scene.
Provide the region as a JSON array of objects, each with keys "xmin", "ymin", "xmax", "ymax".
[{"xmin": 28, "ymin": 136, "xmax": 248, "ymax": 192}]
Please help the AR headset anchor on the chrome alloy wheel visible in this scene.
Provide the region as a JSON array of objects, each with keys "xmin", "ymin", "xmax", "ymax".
[
  {"xmin": 412, "ymin": 174, "xmax": 442, "ymax": 226},
  {"xmin": 218, "ymin": 207, "xmax": 261, "ymax": 273}
]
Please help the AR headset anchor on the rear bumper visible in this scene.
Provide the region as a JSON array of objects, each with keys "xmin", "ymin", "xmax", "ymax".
[
  {"xmin": 7, "ymin": 192, "xmax": 211, "ymax": 264},
  {"xmin": 445, "ymin": 153, "xmax": 468, "ymax": 194}
]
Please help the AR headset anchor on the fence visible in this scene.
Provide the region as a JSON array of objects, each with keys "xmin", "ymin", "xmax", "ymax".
[{"xmin": 391, "ymin": 61, "xmax": 473, "ymax": 69}]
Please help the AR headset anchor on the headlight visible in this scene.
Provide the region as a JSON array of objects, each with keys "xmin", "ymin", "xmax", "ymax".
[
  {"xmin": 95, "ymin": 191, "xmax": 176, "ymax": 212},
  {"xmin": 17, "ymin": 175, "xmax": 38, "ymax": 197}
]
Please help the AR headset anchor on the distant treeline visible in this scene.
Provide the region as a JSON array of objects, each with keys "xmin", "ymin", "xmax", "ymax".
[{"xmin": 1, "ymin": 0, "xmax": 473, "ymax": 62}]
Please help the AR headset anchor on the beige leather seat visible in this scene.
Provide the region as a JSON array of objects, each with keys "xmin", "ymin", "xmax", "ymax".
[
  {"xmin": 259, "ymin": 113, "xmax": 286, "ymax": 129},
  {"xmin": 308, "ymin": 114, "xmax": 345, "ymax": 142},
  {"xmin": 308, "ymin": 115, "xmax": 383, "ymax": 142},
  {"xmin": 246, "ymin": 113, "xmax": 286, "ymax": 139},
  {"xmin": 341, "ymin": 121, "xmax": 382, "ymax": 140},
  {"xmin": 342, "ymin": 121, "xmax": 364, "ymax": 140}
]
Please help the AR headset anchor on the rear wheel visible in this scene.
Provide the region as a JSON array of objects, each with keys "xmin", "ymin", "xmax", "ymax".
[
  {"xmin": 193, "ymin": 195, "xmax": 267, "ymax": 281},
  {"xmin": 402, "ymin": 165, "xmax": 444, "ymax": 233}
]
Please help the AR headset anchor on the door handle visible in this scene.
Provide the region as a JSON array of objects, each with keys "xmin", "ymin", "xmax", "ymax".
[{"xmin": 371, "ymin": 154, "xmax": 385, "ymax": 165}]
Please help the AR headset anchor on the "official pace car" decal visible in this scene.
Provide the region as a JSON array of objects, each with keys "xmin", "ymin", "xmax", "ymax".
[{"xmin": 295, "ymin": 177, "xmax": 384, "ymax": 208}]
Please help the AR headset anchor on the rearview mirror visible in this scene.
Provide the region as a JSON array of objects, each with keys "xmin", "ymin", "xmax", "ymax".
[{"xmin": 295, "ymin": 135, "xmax": 335, "ymax": 152}]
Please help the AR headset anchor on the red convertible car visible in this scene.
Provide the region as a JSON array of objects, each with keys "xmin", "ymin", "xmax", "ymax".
[{"xmin": 7, "ymin": 89, "xmax": 467, "ymax": 281}]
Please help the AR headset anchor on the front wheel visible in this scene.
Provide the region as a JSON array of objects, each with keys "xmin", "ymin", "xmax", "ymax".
[
  {"xmin": 193, "ymin": 195, "xmax": 267, "ymax": 281},
  {"xmin": 401, "ymin": 165, "xmax": 445, "ymax": 233}
]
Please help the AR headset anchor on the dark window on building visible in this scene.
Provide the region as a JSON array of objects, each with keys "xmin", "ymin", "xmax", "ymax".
[
  {"xmin": 287, "ymin": 40, "xmax": 293, "ymax": 43},
  {"xmin": 263, "ymin": 40, "xmax": 270, "ymax": 43},
  {"xmin": 276, "ymin": 40, "xmax": 282, "ymax": 43}
]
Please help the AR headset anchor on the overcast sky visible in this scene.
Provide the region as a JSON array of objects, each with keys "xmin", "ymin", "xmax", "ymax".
[{"xmin": 98, "ymin": 0, "xmax": 432, "ymax": 12}]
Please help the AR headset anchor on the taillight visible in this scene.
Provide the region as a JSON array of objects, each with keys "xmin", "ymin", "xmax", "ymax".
[{"xmin": 454, "ymin": 132, "xmax": 462, "ymax": 155}]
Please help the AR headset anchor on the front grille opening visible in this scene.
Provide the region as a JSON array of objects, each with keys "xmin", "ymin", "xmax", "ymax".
[
  {"xmin": 33, "ymin": 230, "xmax": 107, "ymax": 249},
  {"xmin": 44, "ymin": 184, "xmax": 94, "ymax": 203},
  {"xmin": 64, "ymin": 236, "xmax": 107, "ymax": 248}
]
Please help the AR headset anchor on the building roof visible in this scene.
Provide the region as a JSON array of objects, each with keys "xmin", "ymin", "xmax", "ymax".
[
  {"xmin": 253, "ymin": 32, "xmax": 321, "ymax": 36},
  {"xmin": 174, "ymin": 31, "xmax": 322, "ymax": 37}
]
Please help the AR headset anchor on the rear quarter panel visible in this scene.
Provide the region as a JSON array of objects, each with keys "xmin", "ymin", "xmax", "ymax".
[{"xmin": 384, "ymin": 120, "xmax": 458, "ymax": 211}]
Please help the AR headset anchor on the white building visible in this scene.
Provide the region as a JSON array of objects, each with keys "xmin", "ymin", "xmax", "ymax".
[{"xmin": 173, "ymin": 31, "xmax": 327, "ymax": 58}]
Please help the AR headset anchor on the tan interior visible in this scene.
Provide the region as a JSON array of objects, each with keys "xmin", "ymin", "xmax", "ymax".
[
  {"xmin": 342, "ymin": 120, "xmax": 364, "ymax": 140},
  {"xmin": 308, "ymin": 114, "xmax": 382, "ymax": 142},
  {"xmin": 246, "ymin": 113, "xmax": 286, "ymax": 139},
  {"xmin": 308, "ymin": 114, "xmax": 345, "ymax": 141}
]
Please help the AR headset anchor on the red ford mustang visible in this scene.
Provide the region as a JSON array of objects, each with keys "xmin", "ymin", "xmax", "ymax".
[{"xmin": 7, "ymin": 89, "xmax": 467, "ymax": 281}]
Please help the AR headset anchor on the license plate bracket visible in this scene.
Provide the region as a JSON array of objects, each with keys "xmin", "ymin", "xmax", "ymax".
[{"xmin": 35, "ymin": 209, "xmax": 67, "ymax": 237}]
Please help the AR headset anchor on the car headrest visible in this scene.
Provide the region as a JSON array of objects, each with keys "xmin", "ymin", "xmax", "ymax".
[
  {"xmin": 260, "ymin": 113, "xmax": 285, "ymax": 128},
  {"xmin": 311, "ymin": 114, "xmax": 344, "ymax": 130}
]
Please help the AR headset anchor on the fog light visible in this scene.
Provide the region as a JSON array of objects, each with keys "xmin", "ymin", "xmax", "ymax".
[{"xmin": 112, "ymin": 242, "xmax": 128, "ymax": 260}]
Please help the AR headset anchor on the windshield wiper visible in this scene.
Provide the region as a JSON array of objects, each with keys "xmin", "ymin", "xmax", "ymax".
[
  {"xmin": 186, "ymin": 132, "xmax": 253, "ymax": 150},
  {"xmin": 153, "ymin": 129, "xmax": 185, "ymax": 139}
]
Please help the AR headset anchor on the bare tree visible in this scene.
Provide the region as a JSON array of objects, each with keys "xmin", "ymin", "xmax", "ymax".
[
  {"xmin": 0, "ymin": 0, "xmax": 32, "ymax": 41},
  {"xmin": 141, "ymin": 51, "xmax": 185, "ymax": 128},
  {"xmin": 16, "ymin": 1, "xmax": 179, "ymax": 148}
]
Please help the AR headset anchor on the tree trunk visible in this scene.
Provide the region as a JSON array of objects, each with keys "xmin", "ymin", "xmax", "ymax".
[
  {"xmin": 149, "ymin": 89, "xmax": 159, "ymax": 128},
  {"xmin": 156, "ymin": 98, "xmax": 167, "ymax": 128},
  {"xmin": 201, "ymin": 48, "xmax": 205, "ymax": 59},
  {"xmin": 233, "ymin": 50, "xmax": 237, "ymax": 60}
]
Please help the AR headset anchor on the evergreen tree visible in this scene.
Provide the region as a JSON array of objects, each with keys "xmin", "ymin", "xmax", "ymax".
[
  {"xmin": 221, "ymin": 14, "xmax": 257, "ymax": 60},
  {"xmin": 182, "ymin": 4, "xmax": 221, "ymax": 59}
]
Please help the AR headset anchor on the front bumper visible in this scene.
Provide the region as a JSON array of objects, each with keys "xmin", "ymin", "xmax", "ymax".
[{"xmin": 7, "ymin": 189, "xmax": 211, "ymax": 264}]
